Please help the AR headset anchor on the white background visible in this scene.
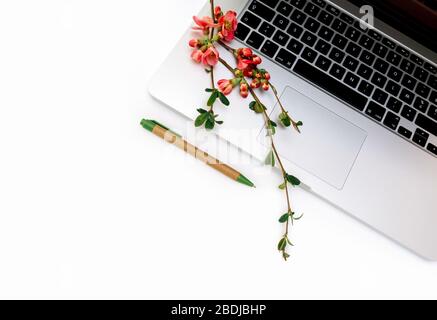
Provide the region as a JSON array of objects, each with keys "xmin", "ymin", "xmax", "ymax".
[{"xmin": 0, "ymin": 0, "xmax": 436, "ymax": 300}]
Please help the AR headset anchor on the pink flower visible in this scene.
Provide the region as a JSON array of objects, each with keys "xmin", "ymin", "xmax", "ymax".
[
  {"xmin": 189, "ymin": 39, "xmax": 199, "ymax": 48},
  {"xmin": 201, "ymin": 47, "xmax": 219, "ymax": 66},
  {"xmin": 218, "ymin": 11, "xmax": 238, "ymax": 42},
  {"xmin": 193, "ymin": 16, "xmax": 218, "ymax": 33},
  {"xmin": 191, "ymin": 49, "xmax": 203, "ymax": 63},
  {"xmin": 214, "ymin": 6, "xmax": 223, "ymax": 20},
  {"xmin": 218, "ymin": 79, "xmax": 234, "ymax": 95}
]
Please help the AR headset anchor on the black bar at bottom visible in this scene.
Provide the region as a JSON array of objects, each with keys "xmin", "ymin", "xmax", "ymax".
[{"xmin": 293, "ymin": 59, "xmax": 368, "ymax": 111}]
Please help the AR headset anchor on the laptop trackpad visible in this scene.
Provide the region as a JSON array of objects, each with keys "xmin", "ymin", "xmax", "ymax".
[{"xmin": 261, "ymin": 87, "xmax": 367, "ymax": 190}]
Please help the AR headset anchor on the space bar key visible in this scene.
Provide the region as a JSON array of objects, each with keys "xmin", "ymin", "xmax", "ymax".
[{"xmin": 293, "ymin": 60, "xmax": 368, "ymax": 112}]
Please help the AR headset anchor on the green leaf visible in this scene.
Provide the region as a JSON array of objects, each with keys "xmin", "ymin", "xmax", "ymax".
[
  {"xmin": 286, "ymin": 174, "xmax": 301, "ymax": 187},
  {"xmin": 266, "ymin": 121, "xmax": 276, "ymax": 136},
  {"xmin": 279, "ymin": 214, "xmax": 290, "ymax": 224},
  {"xmin": 207, "ymin": 90, "xmax": 219, "ymax": 107},
  {"xmin": 195, "ymin": 113, "xmax": 209, "ymax": 127},
  {"xmin": 205, "ymin": 88, "xmax": 214, "ymax": 92},
  {"xmin": 197, "ymin": 108, "xmax": 207, "ymax": 114},
  {"xmin": 279, "ymin": 112, "xmax": 291, "ymax": 127},
  {"xmin": 218, "ymin": 92, "xmax": 230, "ymax": 106},
  {"xmin": 264, "ymin": 150, "xmax": 275, "ymax": 167},
  {"xmin": 215, "ymin": 120, "xmax": 224, "ymax": 125},
  {"xmin": 283, "ymin": 252, "xmax": 290, "ymax": 260},
  {"xmin": 296, "ymin": 121, "xmax": 303, "ymax": 127},
  {"xmin": 205, "ymin": 118, "xmax": 215, "ymax": 130},
  {"xmin": 249, "ymin": 101, "xmax": 266, "ymax": 114},
  {"xmin": 278, "ymin": 182, "xmax": 286, "ymax": 190},
  {"xmin": 278, "ymin": 238, "xmax": 287, "ymax": 251},
  {"xmin": 287, "ymin": 238, "xmax": 294, "ymax": 246},
  {"xmin": 293, "ymin": 213, "xmax": 304, "ymax": 221}
]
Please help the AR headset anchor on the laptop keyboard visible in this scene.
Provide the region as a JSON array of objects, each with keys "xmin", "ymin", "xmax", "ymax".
[{"xmin": 235, "ymin": 0, "xmax": 437, "ymax": 157}]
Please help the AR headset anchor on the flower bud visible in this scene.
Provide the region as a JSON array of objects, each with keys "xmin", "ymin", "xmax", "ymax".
[
  {"xmin": 189, "ymin": 39, "xmax": 199, "ymax": 48},
  {"xmin": 253, "ymin": 56, "xmax": 262, "ymax": 65}
]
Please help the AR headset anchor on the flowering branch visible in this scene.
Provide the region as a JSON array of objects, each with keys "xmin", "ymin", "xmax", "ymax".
[{"xmin": 188, "ymin": 1, "xmax": 304, "ymax": 260}]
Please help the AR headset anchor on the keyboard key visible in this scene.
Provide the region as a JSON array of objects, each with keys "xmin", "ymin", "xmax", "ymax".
[
  {"xmin": 329, "ymin": 48, "xmax": 345, "ymax": 64},
  {"xmin": 318, "ymin": 26, "xmax": 334, "ymax": 41},
  {"xmin": 398, "ymin": 126, "xmax": 413, "ymax": 139},
  {"xmin": 415, "ymin": 83, "xmax": 430, "ymax": 99},
  {"xmin": 366, "ymin": 101, "xmax": 386, "ymax": 122},
  {"xmin": 259, "ymin": 22, "xmax": 276, "ymax": 37},
  {"xmin": 340, "ymin": 13, "xmax": 354, "ymax": 24},
  {"xmin": 302, "ymin": 47, "xmax": 318, "ymax": 63},
  {"xmin": 371, "ymin": 73, "xmax": 387, "ymax": 87},
  {"xmin": 401, "ymin": 75, "xmax": 417, "ymax": 91},
  {"xmin": 359, "ymin": 50, "xmax": 376, "ymax": 66},
  {"xmin": 287, "ymin": 38, "xmax": 304, "ymax": 55},
  {"xmin": 373, "ymin": 43, "xmax": 388, "ymax": 58},
  {"xmin": 359, "ymin": 35, "xmax": 375, "ymax": 50},
  {"xmin": 416, "ymin": 114, "xmax": 437, "ymax": 136},
  {"xmin": 249, "ymin": 1, "xmax": 276, "ymax": 21},
  {"xmin": 277, "ymin": 1, "xmax": 293, "ymax": 16},
  {"xmin": 247, "ymin": 31, "xmax": 265, "ymax": 49},
  {"xmin": 373, "ymin": 89, "xmax": 388, "ymax": 105},
  {"xmin": 312, "ymin": 0, "xmax": 326, "ymax": 8},
  {"xmin": 293, "ymin": 59, "xmax": 368, "ymax": 111},
  {"xmin": 346, "ymin": 42, "xmax": 362, "ymax": 58},
  {"xmin": 387, "ymin": 51, "xmax": 402, "ymax": 66},
  {"xmin": 261, "ymin": 40, "xmax": 279, "ymax": 58},
  {"xmin": 332, "ymin": 19, "xmax": 347, "ymax": 34},
  {"xmin": 382, "ymin": 38, "xmax": 396, "ymax": 49},
  {"xmin": 401, "ymin": 105, "xmax": 417, "ymax": 122},
  {"xmin": 413, "ymin": 130, "xmax": 429, "ymax": 147},
  {"xmin": 427, "ymin": 143, "xmax": 437, "ymax": 155},
  {"xmin": 414, "ymin": 97, "xmax": 429, "ymax": 113},
  {"xmin": 241, "ymin": 11, "xmax": 262, "ymax": 29},
  {"xmin": 315, "ymin": 39, "xmax": 331, "ymax": 55},
  {"xmin": 332, "ymin": 34, "xmax": 348, "ymax": 49},
  {"xmin": 428, "ymin": 105, "xmax": 437, "ymax": 121},
  {"xmin": 318, "ymin": 11, "xmax": 334, "ymax": 26},
  {"xmin": 304, "ymin": 3, "xmax": 320, "ymax": 17},
  {"xmin": 329, "ymin": 63, "xmax": 346, "ymax": 80},
  {"xmin": 400, "ymin": 88, "xmax": 415, "ymax": 104},
  {"xmin": 386, "ymin": 81, "xmax": 401, "ymax": 97},
  {"xmin": 304, "ymin": 17, "xmax": 321, "ymax": 33},
  {"xmin": 414, "ymin": 68, "xmax": 429, "ymax": 83},
  {"xmin": 396, "ymin": 46, "xmax": 410, "ymax": 58},
  {"xmin": 430, "ymin": 91, "xmax": 437, "ymax": 105},
  {"xmin": 289, "ymin": 0, "xmax": 306, "ymax": 10},
  {"xmin": 291, "ymin": 9, "xmax": 307, "ymax": 24},
  {"xmin": 275, "ymin": 48, "xmax": 297, "ymax": 69},
  {"xmin": 409, "ymin": 53, "xmax": 423, "ymax": 65},
  {"xmin": 429, "ymin": 76, "xmax": 437, "ymax": 90},
  {"xmin": 383, "ymin": 111, "xmax": 400, "ymax": 130},
  {"xmin": 272, "ymin": 30, "xmax": 290, "ymax": 46},
  {"xmin": 368, "ymin": 29, "xmax": 382, "ymax": 41},
  {"xmin": 344, "ymin": 72, "xmax": 360, "ymax": 88},
  {"xmin": 259, "ymin": 0, "xmax": 280, "ymax": 8},
  {"xmin": 343, "ymin": 56, "xmax": 359, "ymax": 72},
  {"xmin": 287, "ymin": 23, "xmax": 304, "ymax": 38},
  {"xmin": 235, "ymin": 23, "xmax": 250, "ymax": 41},
  {"xmin": 302, "ymin": 31, "xmax": 317, "ymax": 47},
  {"xmin": 358, "ymin": 80, "xmax": 375, "ymax": 97},
  {"xmin": 327, "ymin": 5, "xmax": 340, "ymax": 16},
  {"xmin": 424, "ymin": 63, "xmax": 437, "ymax": 74},
  {"xmin": 387, "ymin": 67, "xmax": 403, "ymax": 82},
  {"xmin": 273, "ymin": 14, "xmax": 290, "ymax": 30},
  {"xmin": 345, "ymin": 27, "xmax": 361, "ymax": 42},
  {"xmin": 374, "ymin": 58, "xmax": 389, "ymax": 74},
  {"xmin": 400, "ymin": 59, "xmax": 415, "ymax": 74},
  {"xmin": 315, "ymin": 55, "xmax": 332, "ymax": 71},
  {"xmin": 357, "ymin": 64, "xmax": 373, "ymax": 80},
  {"xmin": 387, "ymin": 97, "xmax": 402, "ymax": 113}
]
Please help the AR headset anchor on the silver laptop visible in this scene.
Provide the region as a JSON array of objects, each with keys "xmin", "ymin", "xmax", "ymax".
[{"xmin": 150, "ymin": 0, "xmax": 437, "ymax": 260}]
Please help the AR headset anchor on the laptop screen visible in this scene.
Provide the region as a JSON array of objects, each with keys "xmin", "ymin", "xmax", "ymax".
[{"xmin": 347, "ymin": 0, "xmax": 437, "ymax": 54}]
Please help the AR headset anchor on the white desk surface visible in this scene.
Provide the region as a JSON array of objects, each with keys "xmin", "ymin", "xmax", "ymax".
[{"xmin": 0, "ymin": 0, "xmax": 436, "ymax": 299}]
